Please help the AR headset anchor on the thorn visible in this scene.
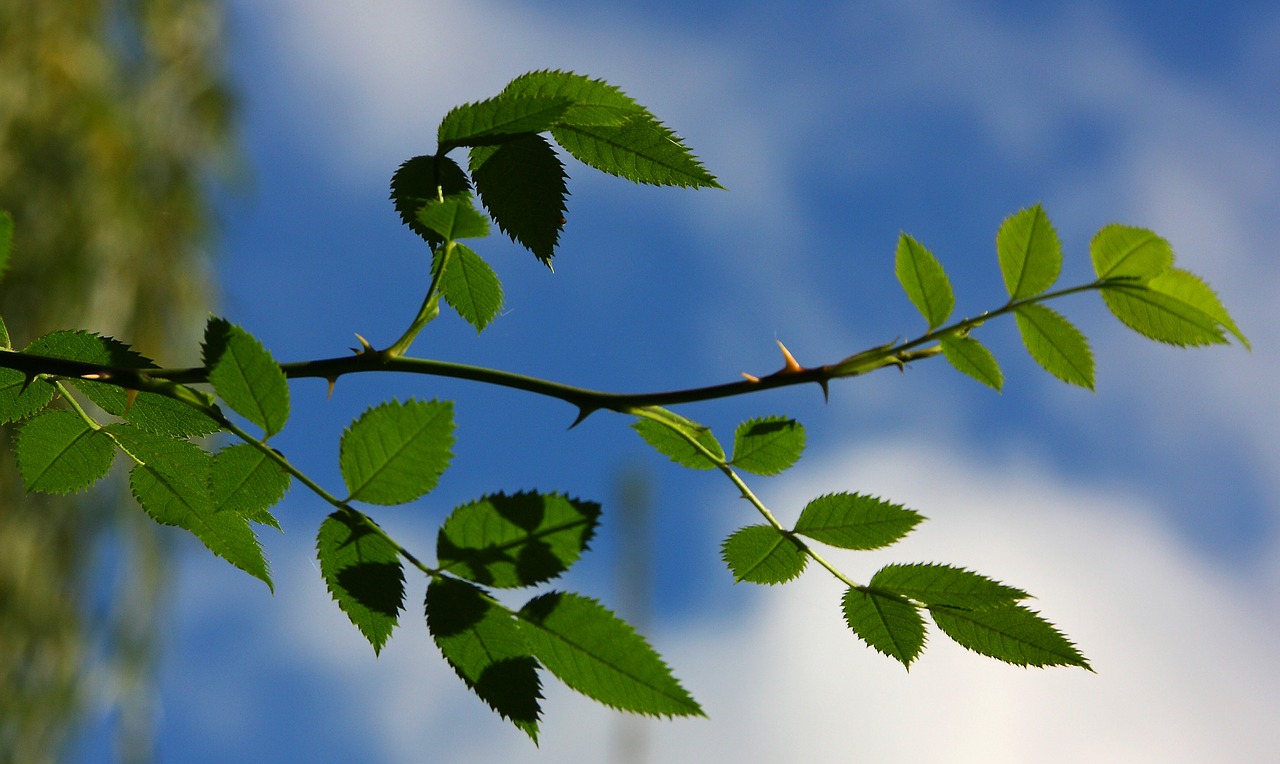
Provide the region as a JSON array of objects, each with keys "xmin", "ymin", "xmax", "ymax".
[
  {"xmin": 776, "ymin": 339, "xmax": 803, "ymax": 374},
  {"xmin": 325, "ymin": 376, "xmax": 338, "ymax": 399},
  {"xmin": 568, "ymin": 406, "xmax": 597, "ymax": 429},
  {"xmin": 741, "ymin": 372, "xmax": 761, "ymax": 383},
  {"xmin": 817, "ymin": 378, "xmax": 830, "ymax": 403},
  {"xmin": 123, "ymin": 389, "xmax": 139, "ymax": 415},
  {"xmin": 19, "ymin": 374, "xmax": 38, "ymax": 394},
  {"xmin": 79, "ymin": 373, "xmax": 107, "ymax": 381},
  {"xmin": 351, "ymin": 333, "xmax": 375, "ymax": 355}
]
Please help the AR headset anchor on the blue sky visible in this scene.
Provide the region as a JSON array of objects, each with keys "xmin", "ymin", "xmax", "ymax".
[{"xmin": 70, "ymin": 1, "xmax": 1279, "ymax": 761}]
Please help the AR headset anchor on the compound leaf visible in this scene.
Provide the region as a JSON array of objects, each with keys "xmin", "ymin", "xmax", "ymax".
[
  {"xmin": 996, "ymin": 204, "xmax": 1062, "ymax": 299},
  {"xmin": 870, "ymin": 564, "xmax": 1029, "ymax": 610},
  {"xmin": 390, "ymin": 154, "xmax": 472, "ymax": 248},
  {"xmin": 210, "ymin": 443, "xmax": 289, "ymax": 530},
  {"xmin": 437, "ymin": 492, "xmax": 601, "ymax": 589},
  {"xmin": 930, "ymin": 603, "xmax": 1091, "ymax": 669},
  {"xmin": 729, "ymin": 416, "xmax": 805, "ymax": 476},
  {"xmin": 895, "ymin": 233, "xmax": 954, "ymax": 329},
  {"xmin": 203, "ymin": 318, "xmax": 289, "ymax": 438},
  {"xmin": 793, "ymin": 492, "xmax": 923, "ymax": 550},
  {"xmin": 339, "ymin": 398, "xmax": 454, "ymax": 505},
  {"xmin": 317, "ymin": 510, "xmax": 405, "ymax": 654},
  {"xmin": 434, "ymin": 243, "xmax": 504, "ymax": 333},
  {"xmin": 416, "ymin": 193, "xmax": 490, "ymax": 242},
  {"xmin": 1090, "ymin": 224, "xmax": 1173, "ymax": 281},
  {"xmin": 15, "ymin": 410, "xmax": 114, "ymax": 494},
  {"xmin": 1014, "ymin": 303, "xmax": 1094, "ymax": 389},
  {"xmin": 437, "ymin": 95, "xmax": 570, "ymax": 151},
  {"xmin": 721, "ymin": 525, "xmax": 806, "ymax": 585},
  {"xmin": 551, "ymin": 114, "xmax": 720, "ymax": 189},
  {"xmin": 842, "ymin": 586, "xmax": 926, "ymax": 668},
  {"xmin": 470, "ymin": 133, "xmax": 568, "ymax": 265},
  {"xmin": 1101, "ymin": 268, "xmax": 1242, "ymax": 347},
  {"xmin": 939, "ymin": 334, "xmax": 1003, "ymax": 391},
  {"xmin": 632, "ymin": 414, "xmax": 723, "ymax": 470},
  {"xmin": 426, "ymin": 577, "xmax": 542, "ymax": 740},
  {"xmin": 517, "ymin": 592, "xmax": 702, "ymax": 717}
]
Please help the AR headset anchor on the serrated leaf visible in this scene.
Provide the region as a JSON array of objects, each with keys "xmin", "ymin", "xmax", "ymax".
[
  {"xmin": 793, "ymin": 492, "xmax": 923, "ymax": 550},
  {"xmin": 339, "ymin": 398, "xmax": 454, "ymax": 505},
  {"xmin": 551, "ymin": 113, "xmax": 721, "ymax": 189},
  {"xmin": 720, "ymin": 525, "xmax": 806, "ymax": 585},
  {"xmin": 0, "ymin": 209, "xmax": 13, "ymax": 283},
  {"xmin": 210, "ymin": 443, "xmax": 289, "ymax": 530},
  {"xmin": 894, "ymin": 233, "xmax": 954, "ymax": 329},
  {"xmin": 390, "ymin": 154, "xmax": 473, "ymax": 248},
  {"xmin": 939, "ymin": 334, "xmax": 1003, "ymax": 391},
  {"xmin": 870, "ymin": 564, "xmax": 1029, "ymax": 610},
  {"xmin": 0, "ymin": 367, "xmax": 56, "ymax": 424},
  {"xmin": 15, "ymin": 410, "xmax": 115, "ymax": 494},
  {"xmin": 502, "ymin": 70, "xmax": 643, "ymax": 128},
  {"xmin": 426, "ymin": 577, "xmax": 542, "ymax": 739},
  {"xmin": 203, "ymin": 318, "xmax": 290, "ymax": 438},
  {"xmin": 437, "ymin": 492, "xmax": 600, "ymax": 588},
  {"xmin": 930, "ymin": 603, "xmax": 1090, "ymax": 669},
  {"xmin": 437, "ymin": 95, "xmax": 571, "ymax": 151},
  {"xmin": 631, "ymin": 412, "xmax": 723, "ymax": 470},
  {"xmin": 433, "ymin": 243, "xmax": 504, "ymax": 333},
  {"xmin": 996, "ymin": 204, "xmax": 1062, "ymax": 299},
  {"xmin": 517, "ymin": 592, "xmax": 702, "ymax": 717},
  {"xmin": 729, "ymin": 416, "xmax": 805, "ymax": 476},
  {"xmin": 416, "ymin": 194, "xmax": 490, "ymax": 242},
  {"xmin": 108, "ymin": 424, "xmax": 271, "ymax": 589},
  {"xmin": 470, "ymin": 133, "xmax": 568, "ymax": 264},
  {"xmin": 842, "ymin": 586, "xmax": 926, "ymax": 668},
  {"xmin": 1101, "ymin": 268, "xmax": 1242, "ymax": 347},
  {"xmin": 1090, "ymin": 224, "xmax": 1173, "ymax": 281},
  {"xmin": 317, "ymin": 510, "xmax": 405, "ymax": 654},
  {"xmin": 1014, "ymin": 303, "xmax": 1094, "ymax": 389}
]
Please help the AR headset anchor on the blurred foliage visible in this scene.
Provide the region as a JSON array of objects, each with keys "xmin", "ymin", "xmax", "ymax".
[{"xmin": 0, "ymin": 1, "xmax": 235, "ymax": 761}]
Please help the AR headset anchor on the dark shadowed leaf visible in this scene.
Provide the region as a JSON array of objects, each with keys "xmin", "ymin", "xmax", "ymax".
[{"xmin": 317, "ymin": 510, "xmax": 405, "ymax": 654}]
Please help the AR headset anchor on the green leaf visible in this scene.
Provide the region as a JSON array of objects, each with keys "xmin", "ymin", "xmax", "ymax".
[
  {"xmin": 930, "ymin": 603, "xmax": 1091, "ymax": 669},
  {"xmin": 108, "ymin": 424, "xmax": 272, "ymax": 590},
  {"xmin": 0, "ymin": 315, "xmax": 8, "ymax": 349},
  {"xmin": 842, "ymin": 586, "xmax": 926, "ymax": 668},
  {"xmin": 720, "ymin": 525, "xmax": 806, "ymax": 585},
  {"xmin": 433, "ymin": 243, "xmax": 504, "ymax": 333},
  {"xmin": 210, "ymin": 443, "xmax": 289, "ymax": 530},
  {"xmin": 939, "ymin": 334, "xmax": 1003, "ymax": 391},
  {"xmin": 426, "ymin": 577, "xmax": 542, "ymax": 739},
  {"xmin": 437, "ymin": 492, "xmax": 601, "ymax": 588},
  {"xmin": 894, "ymin": 233, "xmax": 954, "ymax": 329},
  {"xmin": 416, "ymin": 194, "xmax": 491, "ymax": 242},
  {"xmin": 390, "ymin": 154, "xmax": 472, "ymax": 248},
  {"xmin": 729, "ymin": 416, "xmax": 805, "ymax": 476},
  {"xmin": 501, "ymin": 70, "xmax": 643, "ymax": 128},
  {"xmin": 870, "ymin": 564, "xmax": 1030, "ymax": 610},
  {"xmin": 0, "ymin": 209, "xmax": 13, "ymax": 283},
  {"xmin": 517, "ymin": 592, "xmax": 702, "ymax": 717},
  {"xmin": 437, "ymin": 95, "xmax": 571, "ymax": 150},
  {"xmin": 339, "ymin": 398, "xmax": 454, "ymax": 505},
  {"xmin": 203, "ymin": 318, "xmax": 290, "ymax": 438},
  {"xmin": 1014, "ymin": 303, "xmax": 1094, "ymax": 389},
  {"xmin": 996, "ymin": 204, "xmax": 1062, "ymax": 299},
  {"xmin": 1090, "ymin": 224, "xmax": 1173, "ymax": 281},
  {"xmin": 551, "ymin": 114, "xmax": 721, "ymax": 189},
  {"xmin": 0, "ymin": 367, "xmax": 55, "ymax": 424},
  {"xmin": 631, "ymin": 413, "xmax": 723, "ymax": 470},
  {"xmin": 15, "ymin": 410, "xmax": 115, "ymax": 494},
  {"xmin": 317, "ymin": 510, "xmax": 405, "ymax": 655},
  {"xmin": 470, "ymin": 133, "xmax": 568, "ymax": 264},
  {"xmin": 1101, "ymin": 268, "xmax": 1243, "ymax": 347},
  {"xmin": 792, "ymin": 492, "xmax": 923, "ymax": 550}
]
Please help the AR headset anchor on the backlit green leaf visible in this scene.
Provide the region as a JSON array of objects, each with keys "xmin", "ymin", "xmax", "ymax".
[
  {"xmin": 632, "ymin": 413, "xmax": 723, "ymax": 470},
  {"xmin": 437, "ymin": 492, "xmax": 600, "ymax": 588},
  {"xmin": 501, "ymin": 70, "xmax": 642, "ymax": 128},
  {"xmin": 517, "ymin": 592, "xmax": 702, "ymax": 717},
  {"xmin": 1101, "ymin": 268, "xmax": 1242, "ymax": 347},
  {"xmin": 870, "ymin": 564, "xmax": 1029, "ymax": 610},
  {"xmin": 729, "ymin": 416, "xmax": 805, "ymax": 476},
  {"xmin": 390, "ymin": 154, "xmax": 472, "ymax": 247},
  {"xmin": 434, "ymin": 243, "xmax": 504, "ymax": 333},
  {"xmin": 996, "ymin": 204, "xmax": 1062, "ymax": 299},
  {"xmin": 1090, "ymin": 224, "xmax": 1173, "ymax": 281},
  {"xmin": 0, "ymin": 315, "xmax": 8, "ymax": 348},
  {"xmin": 793, "ymin": 492, "xmax": 923, "ymax": 550},
  {"xmin": 203, "ymin": 318, "xmax": 290, "ymax": 438},
  {"xmin": 339, "ymin": 398, "xmax": 454, "ymax": 505},
  {"xmin": 894, "ymin": 233, "xmax": 954, "ymax": 329},
  {"xmin": 551, "ymin": 114, "xmax": 721, "ymax": 189},
  {"xmin": 930, "ymin": 603, "xmax": 1091, "ymax": 669},
  {"xmin": 939, "ymin": 334, "xmax": 1003, "ymax": 391},
  {"xmin": 317, "ymin": 510, "xmax": 404, "ymax": 654},
  {"xmin": 416, "ymin": 194, "xmax": 490, "ymax": 242},
  {"xmin": 426, "ymin": 577, "xmax": 542, "ymax": 740},
  {"xmin": 437, "ymin": 95, "xmax": 570, "ymax": 151},
  {"xmin": 1014, "ymin": 303, "xmax": 1094, "ymax": 389},
  {"xmin": 842, "ymin": 586, "xmax": 926, "ymax": 668},
  {"xmin": 721, "ymin": 525, "xmax": 806, "ymax": 585},
  {"xmin": 470, "ymin": 133, "xmax": 568, "ymax": 264},
  {"xmin": 0, "ymin": 367, "xmax": 55, "ymax": 424},
  {"xmin": 16, "ymin": 410, "xmax": 114, "ymax": 494},
  {"xmin": 0, "ymin": 210, "xmax": 12, "ymax": 283},
  {"xmin": 210, "ymin": 443, "xmax": 289, "ymax": 530}
]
